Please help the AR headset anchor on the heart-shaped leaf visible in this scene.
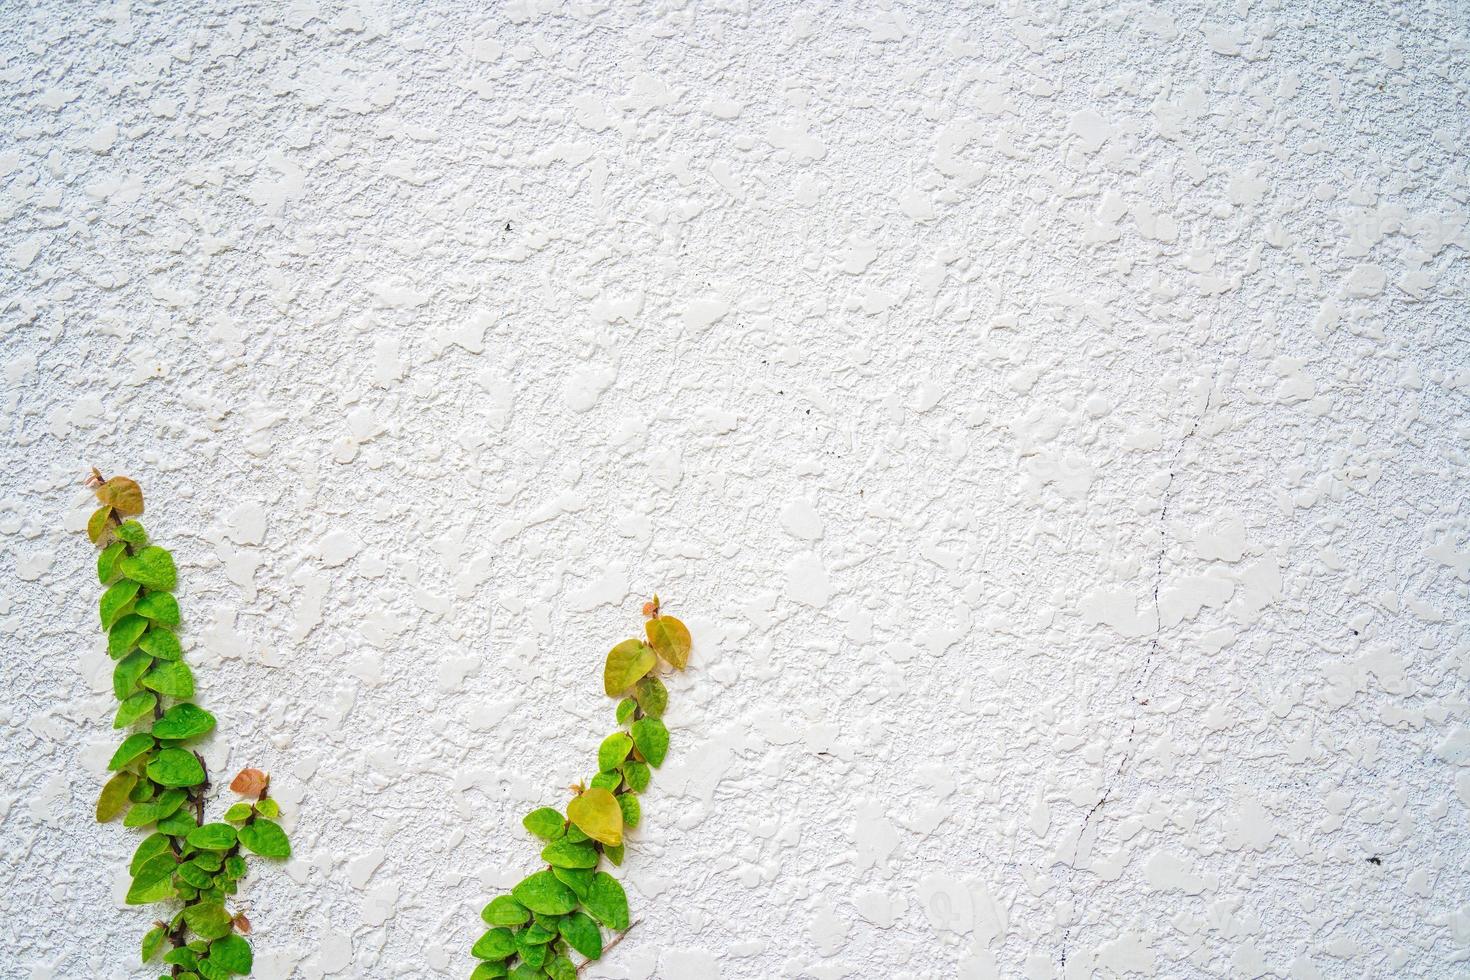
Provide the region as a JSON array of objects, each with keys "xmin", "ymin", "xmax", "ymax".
[
  {"xmin": 100, "ymin": 579, "xmax": 141, "ymax": 630},
  {"xmin": 96, "ymin": 771, "xmax": 137, "ymax": 822},
  {"xmin": 603, "ymin": 639, "xmax": 656, "ymax": 696},
  {"xmin": 152, "ymin": 703, "xmax": 216, "ymax": 740},
  {"xmin": 645, "ymin": 615, "xmax": 691, "ymax": 670},
  {"xmin": 187, "ymin": 822, "xmax": 238, "ymax": 851},
  {"xmin": 582, "ymin": 872, "xmax": 630, "ymax": 931},
  {"xmin": 597, "ymin": 733, "xmax": 633, "ymax": 772},
  {"xmin": 120, "ymin": 546, "xmax": 177, "ymax": 592},
  {"xmin": 559, "ymin": 910, "xmax": 603, "ymax": 960},
  {"xmin": 147, "ymin": 747, "xmax": 205, "ymax": 787},
  {"xmin": 238, "ymin": 818, "xmax": 290, "ymax": 858},
  {"xmin": 96, "ymin": 476, "xmax": 145, "ymax": 516},
  {"xmin": 208, "ymin": 933, "xmax": 253, "ymax": 974},
  {"xmin": 481, "ymin": 895, "xmax": 529, "ymax": 927},
  {"xmin": 631, "ymin": 716, "xmax": 669, "ymax": 768},
  {"xmin": 511, "ymin": 870, "xmax": 578, "ymax": 915},
  {"xmin": 566, "ymin": 787, "xmax": 622, "ymax": 847},
  {"xmin": 108, "ymin": 732, "xmax": 155, "ymax": 770}
]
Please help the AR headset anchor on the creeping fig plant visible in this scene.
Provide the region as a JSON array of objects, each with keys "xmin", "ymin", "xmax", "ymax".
[
  {"xmin": 470, "ymin": 596, "xmax": 692, "ymax": 979},
  {"xmin": 84, "ymin": 471, "xmax": 290, "ymax": 978}
]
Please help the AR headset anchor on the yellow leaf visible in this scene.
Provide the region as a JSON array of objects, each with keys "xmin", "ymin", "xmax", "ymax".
[
  {"xmin": 567, "ymin": 788, "xmax": 622, "ymax": 847},
  {"xmin": 96, "ymin": 476, "xmax": 144, "ymax": 516},
  {"xmin": 604, "ymin": 639, "xmax": 655, "ymax": 696},
  {"xmin": 645, "ymin": 616, "xmax": 691, "ymax": 670},
  {"xmin": 87, "ymin": 506, "xmax": 113, "ymax": 544}
]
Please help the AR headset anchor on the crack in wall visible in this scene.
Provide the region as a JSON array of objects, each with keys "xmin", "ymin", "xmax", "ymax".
[{"xmin": 1059, "ymin": 376, "xmax": 1216, "ymax": 970}]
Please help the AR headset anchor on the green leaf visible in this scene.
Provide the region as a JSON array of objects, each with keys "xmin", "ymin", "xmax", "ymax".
[
  {"xmin": 616, "ymin": 698, "xmax": 637, "ymax": 725},
  {"xmin": 192, "ymin": 850, "xmax": 223, "ymax": 871},
  {"xmin": 471, "ymin": 962, "xmax": 509, "ymax": 980},
  {"xmin": 99, "ymin": 541, "xmax": 127, "ymax": 583},
  {"xmin": 114, "ymin": 650, "xmax": 153, "ymax": 699},
  {"xmin": 139, "ymin": 628, "xmax": 183, "ymax": 661},
  {"xmin": 126, "ymin": 853, "xmax": 177, "ymax": 904},
  {"xmin": 559, "ymin": 910, "xmax": 603, "ymax": 960},
  {"xmin": 583, "ymin": 872, "xmax": 630, "ymax": 930},
  {"xmin": 541, "ymin": 838, "xmax": 598, "ymax": 869},
  {"xmin": 128, "ymin": 778, "xmax": 155, "ymax": 803},
  {"xmin": 238, "ymin": 818, "xmax": 290, "ymax": 858},
  {"xmin": 163, "ymin": 944, "xmax": 198, "ymax": 966},
  {"xmin": 631, "ymin": 716, "xmax": 669, "ymax": 768},
  {"xmin": 603, "ymin": 639, "xmax": 656, "ymax": 696},
  {"xmin": 152, "ymin": 703, "xmax": 216, "ymax": 740},
  {"xmin": 522, "ymin": 807, "xmax": 565, "ymax": 842},
  {"xmin": 516, "ymin": 938, "xmax": 548, "ymax": 967},
  {"xmin": 109, "ymin": 732, "xmax": 156, "ymax": 770},
  {"xmin": 158, "ymin": 809, "xmax": 199, "ymax": 836},
  {"xmin": 604, "ymin": 843, "xmax": 624, "ymax": 866},
  {"xmin": 124, "ymin": 787, "xmax": 186, "ymax": 827},
  {"xmin": 508, "ymin": 964, "xmax": 542, "ymax": 980},
  {"xmin": 255, "ymin": 797, "xmax": 280, "ymax": 819},
  {"xmin": 135, "ymin": 590, "xmax": 182, "ymax": 626},
  {"xmin": 481, "ymin": 895, "xmax": 529, "ymax": 927},
  {"xmin": 187, "ymin": 823, "xmax": 238, "ymax": 851},
  {"xmin": 148, "ymin": 748, "xmax": 205, "ymax": 787},
  {"xmin": 114, "ymin": 691, "xmax": 157, "ymax": 728},
  {"xmin": 634, "ymin": 674, "xmax": 668, "ymax": 718},
  {"xmin": 100, "ymin": 578, "xmax": 142, "ymax": 629},
  {"xmin": 645, "ymin": 615, "xmax": 691, "ymax": 669},
  {"xmin": 598, "ymin": 733, "xmax": 633, "ymax": 772},
  {"xmin": 551, "ymin": 866, "xmax": 593, "ymax": 899},
  {"xmin": 142, "ymin": 924, "xmax": 168, "ymax": 962},
  {"xmin": 142, "ymin": 660, "xmax": 194, "ymax": 699},
  {"xmin": 178, "ymin": 862, "xmax": 213, "ymax": 889},
  {"xmin": 115, "ymin": 518, "xmax": 148, "ymax": 545},
  {"xmin": 565, "ymin": 823, "xmax": 589, "ymax": 844},
  {"xmin": 545, "ymin": 955, "xmax": 577, "ymax": 980},
  {"xmin": 622, "ymin": 759, "xmax": 651, "ymax": 793},
  {"xmin": 471, "ymin": 927, "xmax": 516, "ymax": 960},
  {"xmin": 590, "ymin": 771, "xmax": 621, "ymax": 792},
  {"xmin": 131, "ymin": 833, "xmax": 172, "ymax": 874},
  {"xmin": 183, "ymin": 902, "xmax": 233, "ymax": 941},
  {"xmin": 512, "ymin": 870, "xmax": 578, "ymax": 915},
  {"xmin": 109, "ymin": 615, "xmax": 150, "ymax": 658},
  {"xmin": 208, "ymin": 934, "xmax": 252, "ymax": 974},
  {"xmin": 224, "ymin": 855, "xmax": 247, "ymax": 880},
  {"xmin": 97, "ymin": 771, "xmax": 137, "ymax": 822},
  {"xmin": 121, "ymin": 547, "xmax": 178, "ymax": 591},
  {"xmin": 567, "ymin": 788, "xmax": 622, "ymax": 847},
  {"xmin": 618, "ymin": 792, "xmax": 641, "ymax": 828},
  {"xmin": 223, "ymin": 803, "xmax": 253, "ymax": 823}
]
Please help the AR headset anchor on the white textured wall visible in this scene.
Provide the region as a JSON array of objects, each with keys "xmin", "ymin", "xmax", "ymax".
[{"xmin": 3, "ymin": 2, "xmax": 1469, "ymax": 978}]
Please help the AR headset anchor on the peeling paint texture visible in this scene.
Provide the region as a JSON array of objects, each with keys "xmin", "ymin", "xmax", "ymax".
[{"xmin": 3, "ymin": 2, "xmax": 1469, "ymax": 979}]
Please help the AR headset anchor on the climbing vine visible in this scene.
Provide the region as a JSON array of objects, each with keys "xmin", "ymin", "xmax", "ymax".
[
  {"xmin": 470, "ymin": 596, "xmax": 692, "ymax": 980},
  {"xmin": 85, "ymin": 471, "xmax": 291, "ymax": 979}
]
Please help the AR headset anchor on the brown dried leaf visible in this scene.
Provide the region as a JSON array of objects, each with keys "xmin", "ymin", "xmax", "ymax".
[
  {"xmin": 231, "ymin": 768, "xmax": 269, "ymax": 798},
  {"xmin": 96, "ymin": 476, "xmax": 144, "ymax": 516},
  {"xmin": 232, "ymin": 913, "xmax": 252, "ymax": 934}
]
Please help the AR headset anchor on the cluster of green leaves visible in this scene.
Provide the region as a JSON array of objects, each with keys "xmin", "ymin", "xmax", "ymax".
[
  {"xmin": 86, "ymin": 473, "xmax": 291, "ymax": 979},
  {"xmin": 470, "ymin": 598, "xmax": 692, "ymax": 980}
]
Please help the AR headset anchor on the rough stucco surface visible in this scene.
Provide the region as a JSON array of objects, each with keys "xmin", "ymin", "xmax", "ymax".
[{"xmin": 2, "ymin": 1, "xmax": 1469, "ymax": 978}]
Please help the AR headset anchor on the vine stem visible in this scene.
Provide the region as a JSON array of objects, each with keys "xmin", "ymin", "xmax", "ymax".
[{"xmin": 577, "ymin": 920, "xmax": 640, "ymax": 975}]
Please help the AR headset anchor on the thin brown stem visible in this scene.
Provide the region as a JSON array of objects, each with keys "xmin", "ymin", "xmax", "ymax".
[{"xmin": 577, "ymin": 920, "xmax": 640, "ymax": 975}]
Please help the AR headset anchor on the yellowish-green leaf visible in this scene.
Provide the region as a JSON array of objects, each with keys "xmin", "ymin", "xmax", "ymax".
[
  {"xmin": 645, "ymin": 615, "xmax": 691, "ymax": 670},
  {"xmin": 96, "ymin": 771, "xmax": 137, "ymax": 822},
  {"xmin": 566, "ymin": 787, "xmax": 622, "ymax": 847},
  {"xmin": 603, "ymin": 639, "xmax": 655, "ymax": 697},
  {"xmin": 87, "ymin": 505, "xmax": 113, "ymax": 544},
  {"xmin": 597, "ymin": 732, "xmax": 633, "ymax": 772}
]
